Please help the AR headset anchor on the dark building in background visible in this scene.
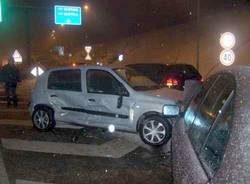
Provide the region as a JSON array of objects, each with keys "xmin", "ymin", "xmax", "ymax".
[{"xmin": 0, "ymin": 0, "xmax": 248, "ymax": 65}]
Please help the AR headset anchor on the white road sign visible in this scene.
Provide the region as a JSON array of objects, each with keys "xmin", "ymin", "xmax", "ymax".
[
  {"xmin": 85, "ymin": 46, "xmax": 92, "ymax": 60},
  {"xmin": 12, "ymin": 50, "xmax": 22, "ymax": 63},
  {"xmin": 31, "ymin": 66, "xmax": 44, "ymax": 77},
  {"xmin": 220, "ymin": 32, "xmax": 236, "ymax": 50},
  {"xmin": 220, "ymin": 49, "xmax": 235, "ymax": 66}
]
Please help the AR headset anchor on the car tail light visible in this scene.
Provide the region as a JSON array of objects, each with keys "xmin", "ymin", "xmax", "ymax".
[{"xmin": 164, "ymin": 78, "xmax": 179, "ymax": 87}]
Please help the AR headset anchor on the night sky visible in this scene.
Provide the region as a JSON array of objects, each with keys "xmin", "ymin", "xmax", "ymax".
[{"xmin": 0, "ymin": 0, "xmax": 247, "ymax": 59}]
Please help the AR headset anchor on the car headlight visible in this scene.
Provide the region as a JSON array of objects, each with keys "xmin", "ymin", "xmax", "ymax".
[{"xmin": 163, "ymin": 105, "xmax": 179, "ymax": 117}]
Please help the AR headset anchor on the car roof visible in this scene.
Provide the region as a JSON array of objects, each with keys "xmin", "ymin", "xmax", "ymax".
[{"xmin": 45, "ymin": 65, "xmax": 113, "ymax": 73}]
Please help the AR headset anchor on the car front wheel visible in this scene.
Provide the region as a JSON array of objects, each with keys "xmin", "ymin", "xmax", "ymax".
[
  {"xmin": 32, "ymin": 107, "xmax": 55, "ymax": 131},
  {"xmin": 139, "ymin": 116, "xmax": 172, "ymax": 146}
]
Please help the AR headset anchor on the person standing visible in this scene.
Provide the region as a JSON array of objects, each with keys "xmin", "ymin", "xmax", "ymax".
[{"xmin": 1, "ymin": 57, "xmax": 21, "ymax": 108}]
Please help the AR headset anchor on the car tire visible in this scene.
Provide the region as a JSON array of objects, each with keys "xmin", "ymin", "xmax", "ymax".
[
  {"xmin": 32, "ymin": 107, "xmax": 55, "ymax": 131},
  {"xmin": 139, "ymin": 115, "xmax": 172, "ymax": 146}
]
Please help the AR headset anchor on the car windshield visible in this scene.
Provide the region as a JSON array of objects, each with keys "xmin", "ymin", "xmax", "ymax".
[{"xmin": 114, "ymin": 68, "xmax": 162, "ymax": 91}]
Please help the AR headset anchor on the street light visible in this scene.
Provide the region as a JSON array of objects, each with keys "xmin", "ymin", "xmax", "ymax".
[{"xmin": 84, "ymin": 4, "xmax": 89, "ymax": 11}]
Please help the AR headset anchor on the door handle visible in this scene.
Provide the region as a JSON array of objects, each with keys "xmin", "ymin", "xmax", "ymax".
[
  {"xmin": 50, "ymin": 95, "xmax": 58, "ymax": 97},
  {"xmin": 88, "ymin": 99, "xmax": 96, "ymax": 102}
]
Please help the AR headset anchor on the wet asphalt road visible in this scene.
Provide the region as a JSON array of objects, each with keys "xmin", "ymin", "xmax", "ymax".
[{"xmin": 0, "ymin": 124, "xmax": 172, "ymax": 184}]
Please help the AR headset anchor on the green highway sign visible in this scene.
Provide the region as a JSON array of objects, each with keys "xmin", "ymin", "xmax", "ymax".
[
  {"xmin": 0, "ymin": 0, "xmax": 6, "ymax": 23},
  {"xmin": 0, "ymin": 0, "xmax": 2, "ymax": 22},
  {"xmin": 54, "ymin": 5, "xmax": 82, "ymax": 25}
]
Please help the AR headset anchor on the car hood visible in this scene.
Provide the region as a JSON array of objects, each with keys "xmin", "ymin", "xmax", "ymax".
[{"xmin": 140, "ymin": 87, "xmax": 183, "ymax": 102}]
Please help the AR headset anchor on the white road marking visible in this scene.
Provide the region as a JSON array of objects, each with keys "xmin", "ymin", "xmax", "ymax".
[
  {"xmin": 1, "ymin": 138, "xmax": 138, "ymax": 159},
  {"xmin": 16, "ymin": 179, "xmax": 54, "ymax": 184},
  {"xmin": 0, "ymin": 149, "xmax": 9, "ymax": 184}
]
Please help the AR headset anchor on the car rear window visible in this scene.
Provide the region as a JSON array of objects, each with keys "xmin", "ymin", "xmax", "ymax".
[
  {"xmin": 167, "ymin": 64, "xmax": 201, "ymax": 78},
  {"xmin": 48, "ymin": 69, "xmax": 82, "ymax": 92},
  {"xmin": 127, "ymin": 64, "xmax": 168, "ymax": 83}
]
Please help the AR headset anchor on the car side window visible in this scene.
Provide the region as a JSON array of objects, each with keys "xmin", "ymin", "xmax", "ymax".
[
  {"xmin": 188, "ymin": 74, "xmax": 233, "ymax": 154},
  {"xmin": 184, "ymin": 75, "xmax": 217, "ymax": 129},
  {"xmin": 187, "ymin": 73, "xmax": 235, "ymax": 177},
  {"xmin": 48, "ymin": 69, "xmax": 81, "ymax": 92},
  {"xmin": 199, "ymin": 84, "xmax": 235, "ymax": 177},
  {"xmin": 86, "ymin": 69, "xmax": 125, "ymax": 95}
]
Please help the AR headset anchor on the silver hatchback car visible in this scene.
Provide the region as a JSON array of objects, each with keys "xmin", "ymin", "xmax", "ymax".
[{"xmin": 29, "ymin": 65, "xmax": 182, "ymax": 146}]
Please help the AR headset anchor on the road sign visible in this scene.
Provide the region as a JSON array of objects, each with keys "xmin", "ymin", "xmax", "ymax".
[
  {"xmin": 31, "ymin": 66, "xmax": 44, "ymax": 77},
  {"xmin": 12, "ymin": 50, "xmax": 22, "ymax": 63},
  {"xmin": 54, "ymin": 5, "xmax": 82, "ymax": 25},
  {"xmin": 54, "ymin": 46, "xmax": 64, "ymax": 56},
  {"xmin": 0, "ymin": 0, "xmax": 2, "ymax": 22},
  {"xmin": 220, "ymin": 32, "xmax": 236, "ymax": 50},
  {"xmin": 85, "ymin": 46, "xmax": 92, "ymax": 60},
  {"xmin": 118, "ymin": 54, "xmax": 124, "ymax": 62},
  {"xmin": 220, "ymin": 49, "xmax": 235, "ymax": 66}
]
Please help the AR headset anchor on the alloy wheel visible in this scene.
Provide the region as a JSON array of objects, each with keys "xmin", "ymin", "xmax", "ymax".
[
  {"xmin": 33, "ymin": 110, "xmax": 50, "ymax": 130},
  {"xmin": 142, "ymin": 120, "xmax": 166, "ymax": 144}
]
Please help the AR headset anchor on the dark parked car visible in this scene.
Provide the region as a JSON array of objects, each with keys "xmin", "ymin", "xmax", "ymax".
[
  {"xmin": 172, "ymin": 66, "xmax": 250, "ymax": 184},
  {"xmin": 126, "ymin": 63, "xmax": 202, "ymax": 91}
]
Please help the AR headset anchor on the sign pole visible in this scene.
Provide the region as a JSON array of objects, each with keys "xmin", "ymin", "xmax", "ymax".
[{"xmin": 25, "ymin": 9, "xmax": 31, "ymax": 65}]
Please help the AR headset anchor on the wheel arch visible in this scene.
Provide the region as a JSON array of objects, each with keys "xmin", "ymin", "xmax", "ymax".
[{"xmin": 34, "ymin": 104, "xmax": 54, "ymax": 115}]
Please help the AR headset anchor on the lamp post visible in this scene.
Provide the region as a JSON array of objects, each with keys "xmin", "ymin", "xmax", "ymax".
[{"xmin": 196, "ymin": 0, "xmax": 200, "ymax": 71}]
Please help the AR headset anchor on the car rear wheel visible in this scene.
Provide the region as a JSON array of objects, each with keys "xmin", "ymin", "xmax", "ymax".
[
  {"xmin": 32, "ymin": 107, "xmax": 55, "ymax": 131},
  {"xmin": 139, "ymin": 116, "xmax": 172, "ymax": 146}
]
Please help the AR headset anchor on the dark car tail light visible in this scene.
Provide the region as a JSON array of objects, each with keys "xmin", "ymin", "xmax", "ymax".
[{"xmin": 164, "ymin": 78, "xmax": 179, "ymax": 87}]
